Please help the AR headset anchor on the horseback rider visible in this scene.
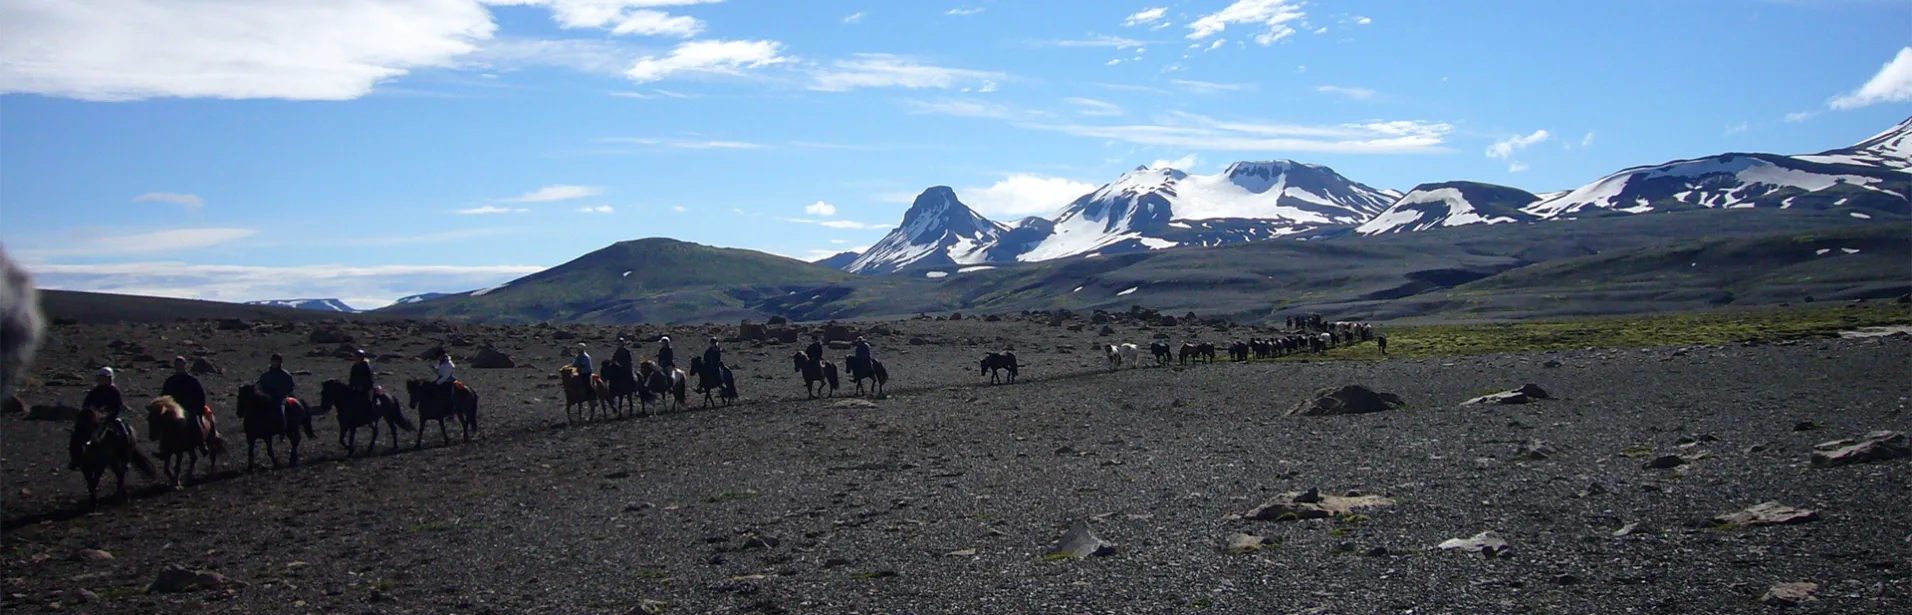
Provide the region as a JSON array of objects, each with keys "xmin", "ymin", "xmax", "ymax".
[
  {"xmin": 258, "ymin": 353, "xmax": 296, "ymax": 428},
  {"xmin": 805, "ymin": 334, "xmax": 824, "ymax": 368},
  {"xmin": 656, "ymin": 336, "xmax": 675, "ymax": 372},
  {"xmin": 433, "ymin": 349, "xmax": 457, "ymax": 406},
  {"xmin": 702, "ymin": 337, "xmax": 725, "ymax": 381},
  {"xmin": 612, "ymin": 337, "xmax": 634, "ymax": 370},
  {"xmin": 852, "ymin": 336, "xmax": 873, "ymax": 375},
  {"xmin": 71, "ymin": 367, "xmax": 128, "ymax": 470},
  {"xmin": 571, "ymin": 343, "xmax": 593, "ymax": 393},
  {"xmin": 348, "ymin": 349, "xmax": 376, "ymax": 410},
  {"xmin": 161, "ymin": 356, "xmax": 209, "ymax": 418}
]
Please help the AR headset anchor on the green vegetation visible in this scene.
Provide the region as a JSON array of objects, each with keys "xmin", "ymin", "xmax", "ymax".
[{"xmin": 1285, "ymin": 304, "xmax": 1910, "ymax": 361}]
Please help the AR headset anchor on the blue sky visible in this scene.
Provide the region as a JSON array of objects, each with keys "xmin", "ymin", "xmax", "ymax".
[{"xmin": 2, "ymin": 0, "xmax": 1908, "ymax": 308}]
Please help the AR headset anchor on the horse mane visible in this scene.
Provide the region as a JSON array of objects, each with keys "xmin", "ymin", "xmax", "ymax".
[
  {"xmin": 147, "ymin": 396, "xmax": 184, "ymax": 419},
  {"xmin": 559, "ymin": 365, "xmax": 578, "ymax": 378}
]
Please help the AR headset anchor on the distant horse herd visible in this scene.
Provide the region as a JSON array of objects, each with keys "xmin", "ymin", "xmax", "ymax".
[{"xmin": 63, "ymin": 314, "xmax": 1378, "ymax": 505}]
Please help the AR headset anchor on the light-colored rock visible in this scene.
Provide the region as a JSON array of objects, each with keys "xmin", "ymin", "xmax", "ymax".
[
  {"xmin": 1223, "ymin": 532, "xmax": 1267, "ymax": 554},
  {"xmin": 1461, "ymin": 384, "xmax": 1550, "ymax": 406},
  {"xmin": 1241, "ymin": 490, "xmax": 1394, "ymax": 521},
  {"xmin": 1713, "ymin": 502, "xmax": 1819, "ymax": 527},
  {"xmin": 1810, "ymin": 431, "xmax": 1910, "ymax": 467},
  {"xmin": 1759, "ymin": 581, "xmax": 1818, "ymax": 605},
  {"xmin": 73, "ymin": 549, "xmax": 113, "ymax": 562},
  {"xmin": 1049, "ymin": 520, "xmax": 1116, "ymax": 559},
  {"xmin": 1436, "ymin": 531, "xmax": 1511, "ymax": 557}
]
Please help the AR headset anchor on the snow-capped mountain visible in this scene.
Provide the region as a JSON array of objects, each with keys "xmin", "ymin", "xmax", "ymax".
[
  {"xmin": 1356, "ymin": 181, "xmax": 1539, "ymax": 235},
  {"xmin": 845, "ymin": 187, "xmax": 1011, "ymax": 274},
  {"xmin": 1019, "ymin": 160, "xmax": 1398, "ymax": 261},
  {"xmin": 390, "ymin": 292, "xmax": 454, "ymax": 307},
  {"xmin": 1794, "ymin": 116, "xmax": 1912, "ymax": 172},
  {"xmin": 246, "ymin": 298, "xmax": 359, "ymax": 312}
]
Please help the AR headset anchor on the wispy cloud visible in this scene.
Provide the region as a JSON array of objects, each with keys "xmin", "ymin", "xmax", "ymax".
[
  {"xmin": 1783, "ymin": 111, "xmax": 1817, "ymax": 123},
  {"xmin": 1171, "ymin": 79, "xmax": 1251, "ymax": 94},
  {"xmin": 1187, "ymin": 0, "xmax": 1306, "ymax": 45},
  {"xmin": 1025, "ymin": 112, "xmax": 1453, "ymax": 154},
  {"xmin": 1508, "ymin": 161, "xmax": 1530, "ymax": 173},
  {"xmin": 1724, "ymin": 122, "xmax": 1751, "ymax": 136},
  {"xmin": 512, "ymin": 0, "xmax": 719, "ymax": 37},
  {"xmin": 810, "ymin": 54, "xmax": 1005, "ymax": 91},
  {"xmin": 1485, "ymin": 129, "xmax": 1550, "ymax": 159},
  {"xmin": 134, "ymin": 192, "xmax": 204, "ymax": 212},
  {"xmin": 343, "ymin": 228, "xmax": 512, "ymax": 247},
  {"xmin": 781, "ymin": 217, "xmax": 888, "ymax": 230},
  {"xmin": 598, "ymin": 137, "xmax": 767, "ymax": 149},
  {"xmin": 672, "ymin": 205, "xmax": 687, "ymax": 213},
  {"xmin": 1149, "ymin": 153, "xmax": 1201, "ymax": 170},
  {"xmin": 25, "ymin": 228, "xmax": 257, "ymax": 256},
  {"xmin": 842, "ymin": 12, "xmax": 865, "ymax": 23},
  {"xmin": 626, "ymin": 39, "xmax": 791, "ymax": 83},
  {"xmin": 1829, "ymin": 46, "xmax": 1912, "ymax": 110},
  {"xmin": 1048, "ymin": 35, "xmax": 1149, "ymax": 49},
  {"xmin": 961, "ymin": 174, "xmax": 1095, "ymax": 217},
  {"xmin": 1580, "ymin": 131, "xmax": 1595, "ymax": 147},
  {"xmin": 609, "ymin": 89, "xmax": 693, "ymax": 99},
  {"xmin": 1124, "ymin": 7, "xmax": 1169, "ymax": 27},
  {"xmin": 804, "ymin": 201, "xmax": 837, "ymax": 216},
  {"xmin": 946, "ymin": 8, "xmax": 985, "ymax": 16},
  {"xmin": 1065, "ymin": 97, "xmax": 1124, "ymax": 116},
  {"xmin": 455, "ymin": 205, "xmax": 528, "ymax": 215},
  {"xmin": 577, "ymin": 205, "xmax": 615, "ymax": 214},
  {"xmin": 468, "ymin": 38, "xmax": 642, "ymax": 78},
  {"xmin": 28, "ymin": 261, "xmax": 544, "ymax": 308},
  {"xmin": 904, "ymin": 98, "xmax": 1044, "ymax": 120},
  {"xmin": 500, "ymin": 184, "xmax": 603, "ymax": 202},
  {"xmin": 1314, "ymin": 85, "xmax": 1375, "ymax": 100}
]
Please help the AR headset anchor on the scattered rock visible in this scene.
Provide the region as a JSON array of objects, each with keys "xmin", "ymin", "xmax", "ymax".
[
  {"xmin": 1513, "ymin": 439, "xmax": 1557, "ymax": 461},
  {"xmin": 1097, "ymin": 325, "xmax": 1115, "ymax": 336},
  {"xmin": 831, "ymin": 399, "xmax": 876, "ymax": 410},
  {"xmin": 1241, "ymin": 490, "xmax": 1394, "ymax": 521},
  {"xmin": 1, "ymin": 395, "xmax": 23, "ymax": 415},
  {"xmin": 907, "ymin": 336, "xmax": 929, "ymax": 346},
  {"xmin": 470, "ymin": 347, "xmax": 516, "ymax": 369},
  {"xmin": 1461, "ymin": 384, "xmax": 1550, "ymax": 406},
  {"xmin": 1760, "ymin": 582, "xmax": 1818, "ymax": 606},
  {"xmin": 1049, "ymin": 520, "xmax": 1116, "ymax": 559},
  {"xmin": 1541, "ymin": 359, "xmax": 1563, "ymax": 368},
  {"xmin": 1713, "ymin": 502, "xmax": 1819, "ymax": 527},
  {"xmin": 215, "ymin": 318, "xmax": 250, "ymax": 331},
  {"xmin": 1792, "ymin": 421, "xmax": 1819, "ymax": 432},
  {"xmin": 73, "ymin": 549, "xmax": 113, "ymax": 562},
  {"xmin": 1223, "ymin": 532, "xmax": 1267, "ymax": 555},
  {"xmin": 189, "ymin": 357, "xmax": 222, "ymax": 375},
  {"xmin": 1287, "ymin": 385, "xmax": 1406, "ymax": 417},
  {"xmin": 1613, "ymin": 522, "xmax": 1640, "ymax": 537},
  {"xmin": 1553, "ymin": 573, "xmax": 1583, "ymax": 585},
  {"xmin": 1436, "ymin": 531, "xmax": 1512, "ymax": 557},
  {"xmin": 146, "ymin": 565, "xmax": 237, "ymax": 593},
  {"xmin": 1809, "ymin": 431, "xmax": 1910, "ymax": 467},
  {"xmin": 1642, "ymin": 455, "xmax": 1687, "ymax": 470},
  {"xmin": 308, "ymin": 328, "xmax": 353, "ymax": 344},
  {"xmin": 625, "ymin": 599, "xmax": 671, "ymax": 615},
  {"xmin": 551, "ymin": 329, "xmax": 577, "ymax": 341}
]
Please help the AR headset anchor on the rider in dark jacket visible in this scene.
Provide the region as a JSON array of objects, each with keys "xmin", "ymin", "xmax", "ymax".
[
  {"xmin": 805, "ymin": 335, "xmax": 824, "ymax": 367},
  {"xmin": 71, "ymin": 367, "xmax": 127, "ymax": 470},
  {"xmin": 349, "ymin": 349, "xmax": 376, "ymax": 408},
  {"xmin": 161, "ymin": 356, "xmax": 208, "ymax": 416},
  {"xmin": 612, "ymin": 338, "xmax": 634, "ymax": 370},
  {"xmin": 702, "ymin": 338, "xmax": 725, "ymax": 379},
  {"xmin": 656, "ymin": 337, "xmax": 675, "ymax": 371},
  {"xmin": 258, "ymin": 353, "xmax": 296, "ymax": 425},
  {"xmin": 853, "ymin": 337, "xmax": 873, "ymax": 373}
]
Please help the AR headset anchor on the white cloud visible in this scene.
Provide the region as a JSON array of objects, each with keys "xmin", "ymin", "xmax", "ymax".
[
  {"xmin": 1066, "ymin": 97, "xmax": 1124, "ymax": 117},
  {"xmin": 501, "ymin": 184, "xmax": 603, "ymax": 202},
  {"xmin": 496, "ymin": 0, "xmax": 720, "ymax": 37},
  {"xmin": 672, "ymin": 205, "xmax": 687, "ymax": 213},
  {"xmin": 1314, "ymin": 85, "xmax": 1375, "ymax": 100},
  {"xmin": 1106, "ymin": 59, "xmax": 1123, "ymax": 66},
  {"xmin": 1829, "ymin": 46, "xmax": 1912, "ymax": 110},
  {"xmin": 1124, "ymin": 7, "xmax": 1168, "ymax": 26},
  {"xmin": 1355, "ymin": 16, "xmax": 1372, "ymax": 25},
  {"xmin": 468, "ymin": 37, "xmax": 642, "ymax": 77},
  {"xmin": 626, "ymin": 39, "xmax": 790, "ymax": 82},
  {"xmin": 1508, "ymin": 161, "xmax": 1529, "ymax": 173},
  {"xmin": 134, "ymin": 192, "xmax": 204, "ymax": 212},
  {"xmin": 27, "ymin": 261, "xmax": 543, "ymax": 308},
  {"xmin": 1187, "ymin": 0, "xmax": 1306, "ymax": 45},
  {"xmin": 1783, "ymin": 111, "xmax": 1817, "ymax": 123},
  {"xmin": 904, "ymin": 99, "xmax": 1046, "ymax": 120},
  {"xmin": 811, "ymin": 54, "xmax": 1004, "ymax": 91},
  {"xmin": 961, "ymin": 174, "xmax": 1096, "ymax": 217},
  {"xmin": 342, "ymin": 228, "xmax": 513, "ymax": 247},
  {"xmin": 1312, "ymin": 26, "xmax": 1327, "ymax": 35},
  {"xmin": 1580, "ymin": 131, "xmax": 1595, "ymax": 147},
  {"xmin": 804, "ymin": 201, "xmax": 838, "ymax": 216},
  {"xmin": 819, "ymin": 220, "xmax": 884, "ymax": 229},
  {"xmin": 577, "ymin": 205, "xmax": 615, "ymax": 214},
  {"xmin": 0, "ymin": 0, "xmax": 496, "ymax": 101},
  {"xmin": 455, "ymin": 205, "xmax": 528, "ymax": 215},
  {"xmin": 598, "ymin": 137, "xmax": 766, "ymax": 149},
  {"xmin": 1149, "ymin": 153, "xmax": 1201, "ymax": 170},
  {"xmin": 26, "ymin": 228, "xmax": 258, "ymax": 256},
  {"xmin": 1171, "ymin": 79, "xmax": 1249, "ymax": 94},
  {"xmin": 1026, "ymin": 112, "xmax": 1453, "ymax": 154},
  {"xmin": 1724, "ymin": 122, "xmax": 1750, "ymax": 136},
  {"xmin": 842, "ymin": 11, "xmax": 864, "ymax": 23},
  {"xmin": 1050, "ymin": 35, "xmax": 1148, "ymax": 49},
  {"xmin": 946, "ymin": 8, "xmax": 984, "ymax": 16},
  {"xmin": 1485, "ymin": 129, "xmax": 1550, "ymax": 159},
  {"xmin": 829, "ymin": 239, "xmax": 848, "ymax": 244}
]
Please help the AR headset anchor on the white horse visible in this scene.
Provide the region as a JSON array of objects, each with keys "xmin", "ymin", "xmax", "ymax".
[
  {"xmin": 1108, "ymin": 343, "xmax": 1140, "ymax": 369},
  {"xmin": 1105, "ymin": 345, "xmax": 1123, "ymax": 371}
]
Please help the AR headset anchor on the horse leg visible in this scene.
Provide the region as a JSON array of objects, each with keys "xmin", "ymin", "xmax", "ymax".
[
  {"xmin": 85, "ymin": 467, "xmax": 101, "ymax": 507},
  {"xmin": 266, "ymin": 437, "xmax": 281, "ymax": 469},
  {"xmin": 439, "ymin": 417, "xmax": 450, "ymax": 447},
  {"xmin": 113, "ymin": 465, "xmax": 128, "ymax": 503},
  {"xmin": 247, "ymin": 438, "xmax": 259, "ymax": 472},
  {"xmin": 415, "ymin": 417, "xmax": 426, "ymax": 451}
]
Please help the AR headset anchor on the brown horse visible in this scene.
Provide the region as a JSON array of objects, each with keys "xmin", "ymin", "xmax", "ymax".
[
  {"xmin": 318, "ymin": 380, "xmax": 413, "ymax": 456},
  {"xmin": 145, "ymin": 396, "xmax": 225, "ymax": 488},
  {"xmin": 601, "ymin": 358, "xmax": 640, "ymax": 418},
  {"xmin": 234, "ymin": 384, "xmax": 316, "ymax": 470},
  {"xmin": 637, "ymin": 360, "xmax": 686, "ymax": 414},
  {"xmin": 404, "ymin": 379, "xmax": 479, "ymax": 450},
  {"xmin": 792, "ymin": 351, "xmax": 838, "ymax": 399},
  {"xmin": 559, "ymin": 365, "xmax": 611, "ymax": 422},
  {"xmin": 71, "ymin": 408, "xmax": 157, "ymax": 505}
]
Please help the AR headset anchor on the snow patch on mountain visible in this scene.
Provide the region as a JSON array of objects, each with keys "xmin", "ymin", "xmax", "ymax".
[
  {"xmin": 245, "ymin": 298, "xmax": 359, "ymax": 312},
  {"xmin": 846, "ymin": 187, "xmax": 1009, "ymax": 274}
]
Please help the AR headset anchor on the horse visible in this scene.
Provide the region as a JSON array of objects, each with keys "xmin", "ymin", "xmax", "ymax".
[
  {"xmin": 793, "ymin": 351, "xmax": 838, "ymax": 399},
  {"xmin": 1197, "ymin": 342, "xmax": 1217, "ymax": 363},
  {"xmin": 601, "ymin": 358, "xmax": 641, "ymax": 417},
  {"xmin": 1151, "ymin": 342, "xmax": 1172, "ymax": 367},
  {"xmin": 558, "ymin": 365, "xmax": 611, "ymax": 422},
  {"xmin": 1229, "ymin": 341, "xmax": 1250, "ymax": 362},
  {"xmin": 844, "ymin": 355, "xmax": 887, "ymax": 397},
  {"xmin": 71, "ymin": 408, "xmax": 157, "ymax": 505},
  {"xmin": 404, "ymin": 379, "xmax": 479, "ymax": 450},
  {"xmin": 1178, "ymin": 342, "xmax": 1199, "ymax": 366},
  {"xmin": 638, "ymin": 360, "xmax": 687, "ymax": 413},
  {"xmin": 145, "ymin": 396, "xmax": 225, "ymax": 488},
  {"xmin": 981, "ymin": 351, "xmax": 1017, "ymax": 384},
  {"xmin": 1105, "ymin": 345, "xmax": 1123, "ymax": 371},
  {"xmin": 1376, "ymin": 333, "xmax": 1389, "ymax": 355},
  {"xmin": 234, "ymin": 384, "xmax": 316, "ymax": 470},
  {"xmin": 689, "ymin": 356, "xmax": 737, "ymax": 408},
  {"xmin": 318, "ymin": 380, "xmax": 413, "ymax": 456}
]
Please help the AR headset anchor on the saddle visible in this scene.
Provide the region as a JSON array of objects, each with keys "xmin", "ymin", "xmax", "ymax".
[{"xmin": 453, "ymin": 381, "xmax": 469, "ymax": 394}]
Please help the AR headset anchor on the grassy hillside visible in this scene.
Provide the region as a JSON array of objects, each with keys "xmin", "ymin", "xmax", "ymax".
[{"xmin": 38, "ymin": 290, "xmax": 385, "ymax": 324}]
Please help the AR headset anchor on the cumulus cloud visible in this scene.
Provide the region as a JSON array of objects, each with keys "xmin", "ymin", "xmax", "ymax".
[
  {"xmin": 1314, "ymin": 85, "xmax": 1375, "ymax": 100},
  {"xmin": 494, "ymin": 0, "xmax": 720, "ymax": 37},
  {"xmin": 1149, "ymin": 153, "xmax": 1201, "ymax": 171},
  {"xmin": 134, "ymin": 192, "xmax": 204, "ymax": 212},
  {"xmin": 27, "ymin": 260, "xmax": 542, "ymax": 308},
  {"xmin": 626, "ymin": 39, "xmax": 790, "ymax": 82},
  {"xmin": 811, "ymin": 54, "xmax": 1004, "ymax": 91},
  {"xmin": 961, "ymin": 174, "xmax": 1096, "ymax": 217},
  {"xmin": 1027, "ymin": 112, "xmax": 1453, "ymax": 154},
  {"xmin": 0, "ymin": 0, "xmax": 497, "ymax": 101},
  {"xmin": 1829, "ymin": 46, "xmax": 1912, "ymax": 110},
  {"xmin": 1124, "ymin": 7, "xmax": 1168, "ymax": 26},
  {"xmin": 500, "ymin": 184, "xmax": 603, "ymax": 202},
  {"xmin": 1485, "ymin": 129, "xmax": 1550, "ymax": 159},
  {"xmin": 804, "ymin": 201, "xmax": 837, "ymax": 216},
  {"xmin": 1187, "ymin": 0, "xmax": 1305, "ymax": 45}
]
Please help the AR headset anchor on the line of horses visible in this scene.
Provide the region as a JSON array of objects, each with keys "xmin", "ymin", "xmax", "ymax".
[
  {"xmin": 1099, "ymin": 328, "xmax": 1386, "ymax": 372},
  {"xmin": 558, "ymin": 356, "xmax": 742, "ymax": 423},
  {"xmin": 793, "ymin": 351, "xmax": 888, "ymax": 399}
]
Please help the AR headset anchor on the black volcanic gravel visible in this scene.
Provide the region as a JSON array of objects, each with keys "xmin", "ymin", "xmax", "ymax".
[{"xmin": 3, "ymin": 319, "xmax": 1909, "ymax": 614}]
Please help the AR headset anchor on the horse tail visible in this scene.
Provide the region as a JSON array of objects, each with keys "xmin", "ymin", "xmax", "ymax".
[
  {"xmin": 126, "ymin": 442, "xmax": 158, "ymax": 480},
  {"xmin": 874, "ymin": 360, "xmax": 888, "ymax": 385},
  {"xmin": 387, "ymin": 398, "xmax": 416, "ymax": 432},
  {"xmin": 825, "ymin": 364, "xmax": 839, "ymax": 390}
]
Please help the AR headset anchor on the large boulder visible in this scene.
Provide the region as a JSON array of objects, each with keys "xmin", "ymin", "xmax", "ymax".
[
  {"xmin": 147, "ymin": 565, "xmax": 238, "ymax": 594},
  {"xmin": 737, "ymin": 321, "xmax": 768, "ymax": 342},
  {"xmin": 821, "ymin": 322, "xmax": 856, "ymax": 343},
  {"xmin": 215, "ymin": 318, "xmax": 250, "ymax": 331},
  {"xmin": 1810, "ymin": 431, "xmax": 1910, "ymax": 467},
  {"xmin": 1239, "ymin": 489, "xmax": 1395, "ymax": 521},
  {"xmin": 1461, "ymin": 384, "xmax": 1550, "ymax": 406},
  {"xmin": 1287, "ymin": 385, "xmax": 1405, "ymax": 416},
  {"xmin": 769, "ymin": 327, "xmax": 800, "ymax": 344},
  {"xmin": 190, "ymin": 357, "xmax": 222, "ymax": 375},
  {"xmin": 470, "ymin": 347, "xmax": 516, "ymax": 369},
  {"xmin": 1049, "ymin": 520, "xmax": 1116, "ymax": 559},
  {"xmin": 308, "ymin": 328, "xmax": 352, "ymax": 344},
  {"xmin": 1713, "ymin": 502, "xmax": 1818, "ymax": 527}
]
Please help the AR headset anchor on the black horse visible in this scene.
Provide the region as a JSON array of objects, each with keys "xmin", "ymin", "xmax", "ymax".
[
  {"xmin": 234, "ymin": 384, "xmax": 316, "ymax": 470},
  {"xmin": 689, "ymin": 357, "xmax": 738, "ymax": 407},
  {"xmin": 601, "ymin": 358, "xmax": 640, "ymax": 417},
  {"xmin": 70, "ymin": 408, "xmax": 157, "ymax": 505},
  {"xmin": 319, "ymin": 380, "xmax": 413, "ymax": 456},
  {"xmin": 981, "ymin": 351, "xmax": 1017, "ymax": 384},
  {"xmin": 404, "ymin": 379, "xmax": 479, "ymax": 450},
  {"xmin": 844, "ymin": 355, "xmax": 888, "ymax": 397},
  {"xmin": 1150, "ymin": 342, "xmax": 1172, "ymax": 366},
  {"xmin": 793, "ymin": 351, "xmax": 839, "ymax": 398}
]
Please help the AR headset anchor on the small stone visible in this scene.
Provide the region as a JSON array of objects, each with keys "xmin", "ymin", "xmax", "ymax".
[
  {"xmin": 1613, "ymin": 522, "xmax": 1640, "ymax": 537},
  {"xmin": 1049, "ymin": 520, "xmax": 1116, "ymax": 559},
  {"xmin": 1713, "ymin": 502, "xmax": 1818, "ymax": 527},
  {"xmin": 944, "ymin": 549, "xmax": 977, "ymax": 557},
  {"xmin": 1437, "ymin": 531, "xmax": 1511, "ymax": 557},
  {"xmin": 1223, "ymin": 533, "xmax": 1266, "ymax": 555},
  {"xmin": 1759, "ymin": 581, "xmax": 1818, "ymax": 605},
  {"xmin": 1553, "ymin": 573, "xmax": 1583, "ymax": 585},
  {"xmin": 1792, "ymin": 421, "xmax": 1819, "ymax": 432},
  {"xmin": 1642, "ymin": 455, "xmax": 1686, "ymax": 470},
  {"xmin": 1364, "ymin": 547, "xmax": 1389, "ymax": 557},
  {"xmin": 75, "ymin": 589, "xmax": 99, "ymax": 603},
  {"xmin": 73, "ymin": 549, "xmax": 113, "ymax": 562}
]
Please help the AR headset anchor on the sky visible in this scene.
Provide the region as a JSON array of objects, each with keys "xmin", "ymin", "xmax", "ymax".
[{"xmin": 2, "ymin": 0, "xmax": 1909, "ymax": 309}]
